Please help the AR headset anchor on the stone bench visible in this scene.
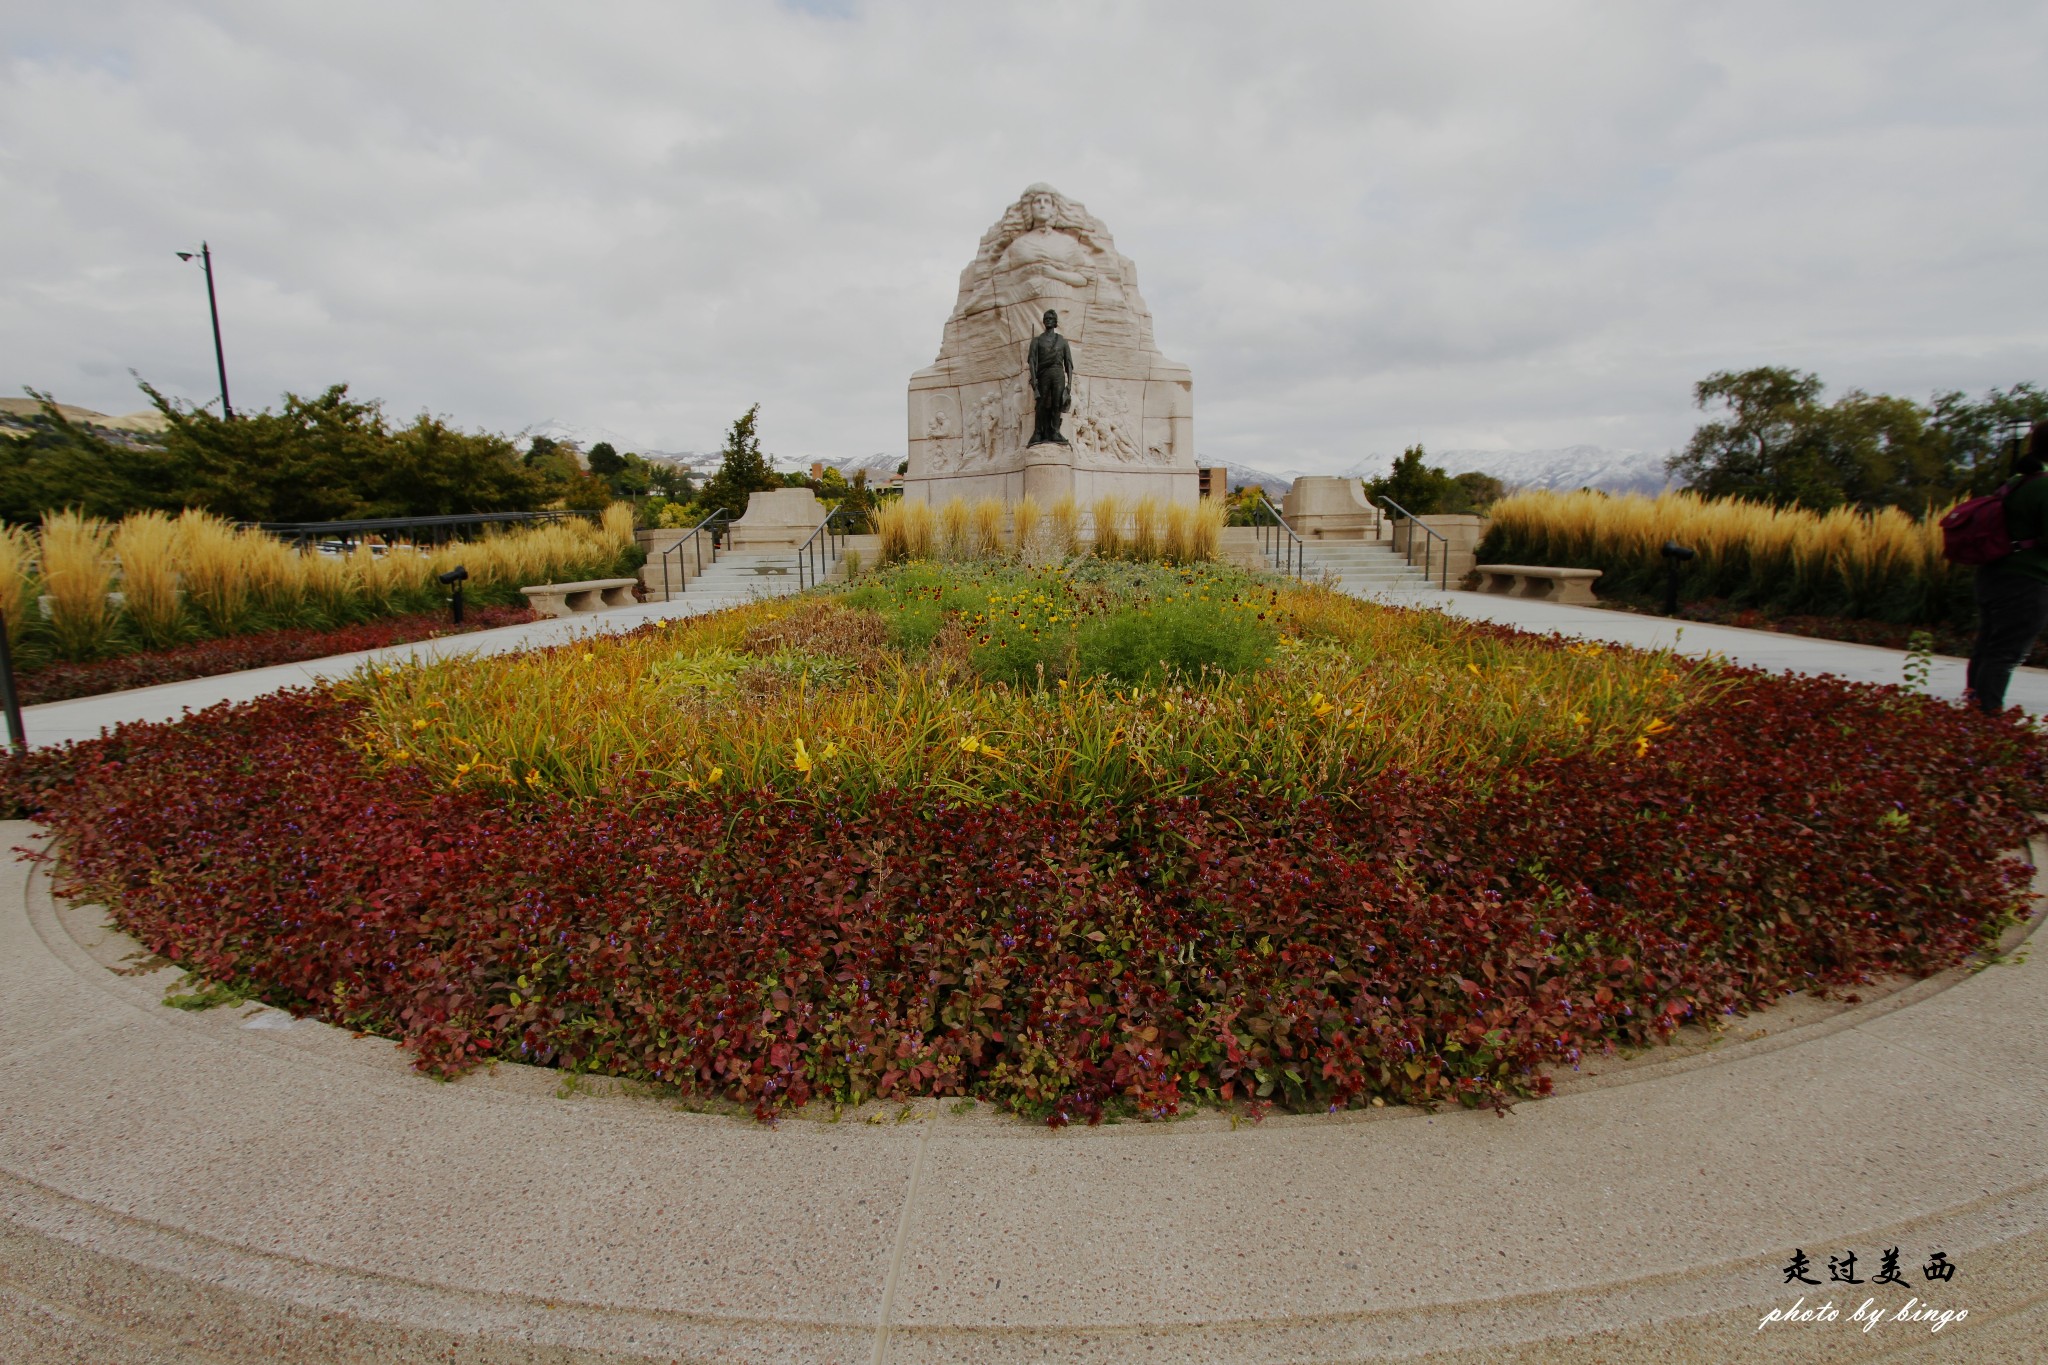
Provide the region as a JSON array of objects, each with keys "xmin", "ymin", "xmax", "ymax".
[
  {"xmin": 1471, "ymin": 564, "xmax": 1602, "ymax": 607},
  {"xmin": 519, "ymin": 577, "xmax": 640, "ymax": 618}
]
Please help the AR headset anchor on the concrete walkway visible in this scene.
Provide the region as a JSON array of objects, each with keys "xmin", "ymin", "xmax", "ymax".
[{"xmin": 5, "ymin": 584, "xmax": 2045, "ymax": 1361}]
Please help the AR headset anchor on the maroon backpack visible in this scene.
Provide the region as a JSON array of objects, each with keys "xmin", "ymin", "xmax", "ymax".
[{"xmin": 1942, "ymin": 474, "xmax": 2041, "ymax": 565}]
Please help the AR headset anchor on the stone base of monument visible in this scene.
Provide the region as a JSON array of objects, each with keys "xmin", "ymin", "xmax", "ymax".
[
  {"xmin": 1282, "ymin": 475, "xmax": 1383, "ymax": 540},
  {"xmin": 727, "ymin": 487, "xmax": 829, "ymax": 550},
  {"xmin": 906, "ymin": 453, "xmax": 1200, "ymax": 509}
]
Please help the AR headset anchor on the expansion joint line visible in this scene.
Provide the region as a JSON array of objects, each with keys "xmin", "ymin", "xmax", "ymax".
[{"xmin": 871, "ymin": 1123, "xmax": 931, "ymax": 1365}]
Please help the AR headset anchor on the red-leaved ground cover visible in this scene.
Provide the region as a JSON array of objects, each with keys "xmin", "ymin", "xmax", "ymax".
[
  {"xmin": 17, "ymin": 606, "xmax": 540, "ymax": 705},
  {"xmin": 7, "ymin": 674, "xmax": 2043, "ymax": 1125}
]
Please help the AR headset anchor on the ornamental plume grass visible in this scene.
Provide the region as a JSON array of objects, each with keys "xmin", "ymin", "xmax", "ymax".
[
  {"xmin": 600, "ymin": 501, "xmax": 636, "ymax": 552},
  {"xmin": 173, "ymin": 510, "xmax": 254, "ymax": 636},
  {"xmin": 1010, "ymin": 495, "xmax": 1042, "ymax": 558},
  {"xmin": 939, "ymin": 497, "xmax": 972, "ymax": 560},
  {"xmin": 110, "ymin": 510, "xmax": 182, "ymax": 649},
  {"xmin": 1047, "ymin": 494, "xmax": 1081, "ymax": 555},
  {"xmin": 1163, "ymin": 501, "xmax": 1194, "ymax": 563},
  {"xmin": 39, "ymin": 510, "xmax": 119, "ymax": 661},
  {"xmin": 1128, "ymin": 496, "xmax": 1163, "ymax": 562},
  {"xmin": 1481, "ymin": 489, "xmax": 1956, "ymax": 622},
  {"xmin": 0, "ymin": 524, "xmax": 34, "ymax": 647},
  {"xmin": 1189, "ymin": 497, "xmax": 1224, "ymax": 563},
  {"xmin": 1089, "ymin": 494, "xmax": 1125, "ymax": 558},
  {"xmin": 970, "ymin": 498, "xmax": 1006, "ymax": 558}
]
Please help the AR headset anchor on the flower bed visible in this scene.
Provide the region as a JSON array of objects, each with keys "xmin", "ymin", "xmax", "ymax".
[
  {"xmin": 16, "ymin": 605, "xmax": 539, "ymax": 705},
  {"xmin": 7, "ymin": 564, "xmax": 2044, "ymax": 1127}
]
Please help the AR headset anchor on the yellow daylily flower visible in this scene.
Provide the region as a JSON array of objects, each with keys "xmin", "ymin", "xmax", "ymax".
[
  {"xmin": 793, "ymin": 737, "xmax": 813, "ymax": 776},
  {"xmin": 1644, "ymin": 716, "xmax": 1673, "ymax": 735}
]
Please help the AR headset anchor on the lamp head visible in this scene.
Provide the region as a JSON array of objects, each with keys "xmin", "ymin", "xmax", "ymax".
[
  {"xmin": 437, "ymin": 565, "xmax": 469, "ymax": 585},
  {"xmin": 176, "ymin": 252, "xmax": 195, "ymax": 262},
  {"xmin": 1661, "ymin": 540, "xmax": 1697, "ymax": 561}
]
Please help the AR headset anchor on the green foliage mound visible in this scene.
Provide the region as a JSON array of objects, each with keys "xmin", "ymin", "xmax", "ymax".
[{"xmin": 842, "ymin": 559, "xmax": 1278, "ymax": 687}]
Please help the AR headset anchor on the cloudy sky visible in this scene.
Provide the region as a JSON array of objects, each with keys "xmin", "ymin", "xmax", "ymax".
[{"xmin": 4, "ymin": 1, "xmax": 2044, "ymax": 472}]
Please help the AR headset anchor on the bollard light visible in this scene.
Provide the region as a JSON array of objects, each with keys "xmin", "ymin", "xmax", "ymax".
[
  {"xmin": 1660, "ymin": 540, "xmax": 1697, "ymax": 617},
  {"xmin": 437, "ymin": 564, "xmax": 469, "ymax": 625}
]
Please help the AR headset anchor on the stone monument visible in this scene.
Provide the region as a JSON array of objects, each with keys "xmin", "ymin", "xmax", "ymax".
[{"xmin": 904, "ymin": 184, "xmax": 1196, "ymax": 507}]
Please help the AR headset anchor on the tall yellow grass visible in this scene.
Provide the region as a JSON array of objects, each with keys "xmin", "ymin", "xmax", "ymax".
[
  {"xmin": 1010, "ymin": 495, "xmax": 1042, "ymax": 558},
  {"xmin": 875, "ymin": 499, "xmax": 938, "ymax": 562},
  {"xmin": 4, "ymin": 505, "xmax": 634, "ymax": 656},
  {"xmin": 939, "ymin": 498, "xmax": 972, "ymax": 559},
  {"xmin": 0, "ymin": 525, "xmax": 33, "ymax": 647},
  {"xmin": 1090, "ymin": 494, "xmax": 1126, "ymax": 558},
  {"xmin": 110, "ymin": 511, "xmax": 182, "ymax": 648},
  {"xmin": 1128, "ymin": 496, "xmax": 1162, "ymax": 561},
  {"xmin": 1047, "ymin": 494, "xmax": 1080, "ymax": 555},
  {"xmin": 40, "ymin": 511, "xmax": 118, "ymax": 659},
  {"xmin": 969, "ymin": 498, "xmax": 1006, "ymax": 558},
  {"xmin": 1483, "ymin": 489, "xmax": 1956, "ymax": 621},
  {"xmin": 174, "ymin": 509, "xmax": 254, "ymax": 635}
]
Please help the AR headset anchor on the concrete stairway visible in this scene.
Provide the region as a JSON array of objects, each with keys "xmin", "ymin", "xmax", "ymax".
[
  {"xmin": 1298, "ymin": 537, "xmax": 1441, "ymax": 598},
  {"xmin": 658, "ymin": 547, "xmax": 841, "ymax": 607}
]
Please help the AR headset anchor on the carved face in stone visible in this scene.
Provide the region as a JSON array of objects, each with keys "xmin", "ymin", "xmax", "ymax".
[{"xmin": 1026, "ymin": 190, "xmax": 1057, "ymax": 228}]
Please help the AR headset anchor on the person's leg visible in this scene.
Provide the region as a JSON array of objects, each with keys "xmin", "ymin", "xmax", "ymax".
[{"xmin": 1970, "ymin": 567, "xmax": 2048, "ymax": 714}]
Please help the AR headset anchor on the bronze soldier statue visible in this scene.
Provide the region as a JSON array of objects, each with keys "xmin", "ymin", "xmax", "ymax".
[{"xmin": 1027, "ymin": 309, "xmax": 1073, "ymax": 446}]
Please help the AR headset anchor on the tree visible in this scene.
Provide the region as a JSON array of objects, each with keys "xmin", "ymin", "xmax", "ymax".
[
  {"xmin": 1452, "ymin": 470, "xmax": 1505, "ymax": 511},
  {"xmin": 1666, "ymin": 367, "xmax": 2039, "ymax": 513},
  {"xmin": 586, "ymin": 441, "xmax": 625, "ymax": 478},
  {"xmin": 1928, "ymin": 384, "xmax": 2048, "ymax": 496},
  {"xmin": 699, "ymin": 404, "xmax": 780, "ymax": 520},
  {"xmin": 1367, "ymin": 445, "xmax": 1472, "ymax": 515},
  {"xmin": 647, "ymin": 461, "xmax": 693, "ymax": 500},
  {"xmin": 0, "ymin": 392, "xmax": 187, "ymax": 523}
]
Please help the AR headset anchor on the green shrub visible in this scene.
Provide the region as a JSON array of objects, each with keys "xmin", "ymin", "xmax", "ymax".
[{"xmin": 1075, "ymin": 598, "xmax": 1275, "ymax": 684}]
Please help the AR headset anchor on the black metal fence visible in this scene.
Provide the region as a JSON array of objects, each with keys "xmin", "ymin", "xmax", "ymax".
[{"xmin": 256, "ymin": 509, "xmax": 599, "ymax": 549}]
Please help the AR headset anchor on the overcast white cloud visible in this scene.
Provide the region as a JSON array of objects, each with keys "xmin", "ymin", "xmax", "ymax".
[{"xmin": 3, "ymin": 0, "xmax": 2044, "ymax": 472}]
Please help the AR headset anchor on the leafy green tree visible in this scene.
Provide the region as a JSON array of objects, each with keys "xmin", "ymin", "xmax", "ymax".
[
  {"xmin": 0, "ymin": 393, "xmax": 188, "ymax": 522},
  {"xmin": 586, "ymin": 441, "xmax": 625, "ymax": 478},
  {"xmin": 1452, "ymin": 471, "xmax": 1505, "ymax": 511},
  {"xmin": 1667, "ymin": 367, "xmax": 2042, "ymax": 512},
  {"xmin": 1367, "ymin": 445, "xmax": 1472, "ymax": 515},
  {"xmin": 836, "ymin": 468, "xmax": 878, "ymax": 533},
  {"xmin": 647, "ymin": 461, "xmax": 693, "ymax": 501},
  {"xmin": 700, "ymin": 404, "xmax": 780, "ymax": 520},
  {"xmin": 1929, "ymin": 384, "xmax": 2048, "ymax": 495}
]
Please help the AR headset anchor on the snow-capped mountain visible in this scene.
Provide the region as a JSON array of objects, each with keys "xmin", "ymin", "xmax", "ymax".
[{"xmin": 1346, "ymin": 445, "xmax": 1676, "ymax": 496}]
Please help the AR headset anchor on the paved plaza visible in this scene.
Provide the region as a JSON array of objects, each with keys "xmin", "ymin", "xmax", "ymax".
[{"xmin": 2, "ymin": 585, "xmax": 2039, "ymax": 1362}]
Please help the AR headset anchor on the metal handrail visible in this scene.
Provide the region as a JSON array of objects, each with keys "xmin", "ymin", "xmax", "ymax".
[
  {"xmin": 795, "ymin": 504, "xmax": 855, "ymax": 591},
  {"xmin": 1374, "ymin": 496, "xmax": 1451, "ymax": 589},
  {"xmin": 1248, "ymin": 491, "xmax": 1306, "ymax": 579},
  {"xmin": 652, "ymin": 509, "xmax": 731, "ymax": 601}
]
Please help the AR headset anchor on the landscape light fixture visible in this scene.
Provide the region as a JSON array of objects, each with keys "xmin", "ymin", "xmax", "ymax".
[
  {"xmin": 438, "ymin": 564, "xmax": 469, "ymax": 625},
  {"xmin": 1661, "ymin": 540, "xmax": 1697, "ymax": 617},
  {"xmin": 175, "ymin": 241, "xmax": 234, "ymax": 419},
  {"xmin": 0, "ymin": 621, "xmax": 24, "ymax": 754}
]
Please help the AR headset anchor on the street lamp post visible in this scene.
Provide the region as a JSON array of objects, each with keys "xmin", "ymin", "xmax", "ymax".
[{"xmin": 175, "ymin": 242, "xmax": 234, "ymax": 419}]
